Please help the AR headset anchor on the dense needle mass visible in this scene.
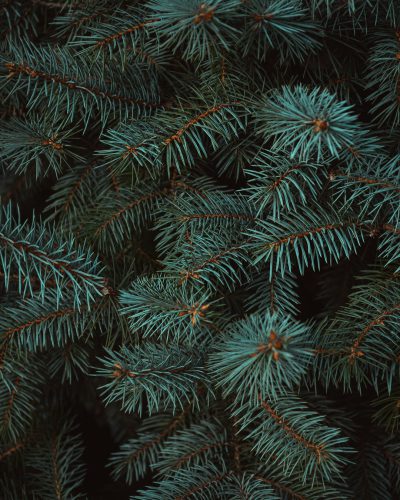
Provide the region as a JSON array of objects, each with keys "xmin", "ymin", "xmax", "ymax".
[{"xmin": 0, "ymin": 1, "xmax": 400, "ymax": 498}]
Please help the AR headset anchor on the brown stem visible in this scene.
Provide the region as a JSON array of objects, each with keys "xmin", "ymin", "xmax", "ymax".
[
  {"xmin": 259, "ymin": 397, "xmax": 327, "ymax": 462},
  {"xmin": 163, "ymin": 103, "xmax": 239, "ymax": 146}
]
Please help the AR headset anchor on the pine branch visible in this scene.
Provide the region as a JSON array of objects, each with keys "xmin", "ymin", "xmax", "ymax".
[
  {"xmin": 155, "ymin": 419, "xmax": 228, "ymax": 474},
  {"xmin": 52, "ymin": 2, "xmax": 123, "ymax": 40},
  {"xmin": 239, "ymin": 0, "xmax": 321, "ymax": 63},
  {"xmin": 330, "ymin": 154, "xmax": 400, "ymax": 219},
  {"xmin": 371, "ymin": 386, "xmax": 400, "ymax": 434},
  {"xmin": 47, "ymin": 341, "xmax": 91, "ymax": 383},
  {"xmin": 25, "ymin": 418, "xmax": 85, "ymax": 499},
  {"xmin": 1, "ymin": 42, "xmax": 160, "ymax": 128},
  {"xmin": 162, "ymin": 232, "xmax": 251, "ymax": 291},
  {"xmin": 0, "ymin": 203, "xmax": 105, "ymax": 307},
  {"xmin": 96, "ymin": 343, "xmax": 211, "ymax": 415},
  {"xmin": 98, "ymin": 122, "xmax": 162, "ymax": 181},
  {"xmin": 0, "ymin": 289, "xmax": 113, "ymax": 352},
  {"xmin": 0, "ymin": 114, "xmax": 82, "ymax": 179},
  {"xmin": 81, "ymin": 184, "xmax": 168, "ymax": 253},
  {"xmin": 257, "ymin": 84, "xmax": 367, "ymax": 161},
  {"xmin": 147, "ymin": 0, "xmax": 241, "ymax": 62},
  {"xmin": 0, "ymin": 356, "xmax": 44, "ymax": 441},
  {"xmin": 247, "ymin": 205, "xmax": 365, "ymax": 277},
  {"xmin": 366, "ymin": 30, "xmax": 400, "ymax": 128},
  {"xmin": 378, "ymin": 220, "xmax": 400, "ymax": 272},
  {"xmin": 313, "ymin": 272, "xmax": 400, "ymax": 391},
  {"xmin": 119, "ymin": 277, "xmax": 215, "ymax": 341},
  {"xmin": 109, "ymin": 408, "xmax": 191, "ymax": 484},
  {"xmin": 209, "ymin": 312, "xmax": 313, "ymax": 403},
  {"xmin": 224, "ymin": 472, "xmax": 280, "ymax": 499},
  {"xmin": 244, "ymin": 270, "xmax": 299, "ymax": 316},
  {"xmin": 156, "ymin": 192, "xmax": 256, "ymax": 257},
  {"xmin": 68, "ymin": 7, "xmax": 154, "ymax": 62},
  {"xmin": 133, "ymin": 462, "xmax": 231, "ymax": 499},
  {"xmin": 45, "ymin": 160, "xmax": 99, "ymax": 225},
  {"xmin": 235, "ymin": 393, "xmax": 352, "ymax": 484},
  {"xmin": 244, "ymin": 151, "xmax": 325, "ymax": 218}
]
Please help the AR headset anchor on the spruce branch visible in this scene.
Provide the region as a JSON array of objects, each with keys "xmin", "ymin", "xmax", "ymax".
[
  {"xmin": 0, "ymin": 356, "xmax": 44, "ymax": 442},
  {"xmin": 96, "ymin": 343, "xmax": 212, "ymax": 415},
  {"xmin": 257, "ymin": 85, "xmax": 366, "ymax": 161},
  {"xmin": 244, "ymin": 151, "xmax": 325, "ymax": 218},
  {"xmin": 239, "ymin": 0, "xmax": 321, "ymax": 63},
  {"xmin": 1, "ymin": 42, "xmax": 160, "ymax": 128},
  {"xmin": 147, "ymin": 0, "xmax": 241, "ymax": 62},
  {"xmin": 0, "ymin": 203, "xmax": 105, "ymax": 307},
  {"xmin": 0, "ymin": 114, "xmax": 82, "ymax": 178},
  {"xmin": 247, "ymin": 205, "xmax": 365, "ymax": 278},
  {"xmin": 119, "ymin": 277, "xmax": 216, "ymax": 341},
  {"xmin": 209, "ymin": 313, "xmax": 313, "ymax": 403},
  {"xmin": 234, "ymin": 394, "xmax": 352, "ymax": 484},
  {"xmin": 244, "ymin": 270, "xmax": 299, "ymax": 316},
  {"xmin": 25, "ymin": 418, "xmax": 85, "ymax": 500},
  {"xmin": 109, "ymin": 409, "xmax": 192, "ymax": 484}
]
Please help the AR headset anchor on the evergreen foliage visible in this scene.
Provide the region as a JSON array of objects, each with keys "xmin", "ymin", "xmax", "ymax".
[{"xmin": 0, "ymin": 0, "xmax": 400, "ymax": 498}]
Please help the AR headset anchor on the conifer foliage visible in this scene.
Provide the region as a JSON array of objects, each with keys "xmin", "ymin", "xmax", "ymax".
[{"xmin": 1, "ymin": 0, "xmax": 400, "ymax": 498}]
